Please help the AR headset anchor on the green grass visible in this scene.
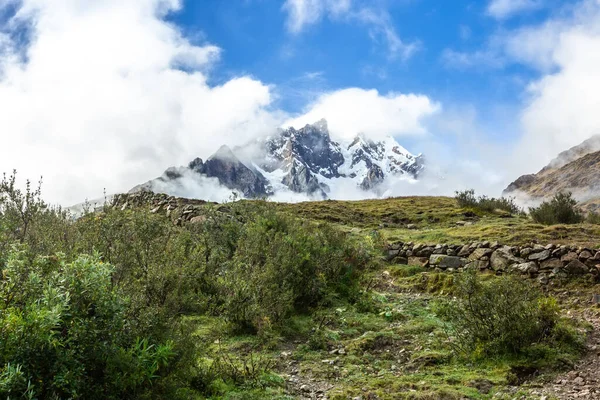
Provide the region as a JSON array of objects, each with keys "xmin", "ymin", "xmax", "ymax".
[
  {"xmin": 188, "ymin": 263, "xmax": 588, "ymax": 399},
  {"xmin": 271, "ymin": 196, "xmax": 600, "ymax": 247}
]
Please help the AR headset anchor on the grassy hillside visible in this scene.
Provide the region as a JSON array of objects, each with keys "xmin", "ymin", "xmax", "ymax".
[
  {"xmin": 277, "ymin": 196, "xmax": 600, "ymax": 247},
  {"xmin": 3, "ymin": 179, "xmax": 599, "ymax": 399}
]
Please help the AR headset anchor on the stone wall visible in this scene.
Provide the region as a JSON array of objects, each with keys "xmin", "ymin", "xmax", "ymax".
[
  {"xmin": 111, "ymin": 192, "xmax": 218, "ymax": 224},
  {"xmin": 386, "ymin": 241, "xmax": 600, "ymax": 283}
]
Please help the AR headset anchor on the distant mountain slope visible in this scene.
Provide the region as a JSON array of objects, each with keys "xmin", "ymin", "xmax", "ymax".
[
  {"xmin": 504, "ymin": 135, "xmax": 600, "ymax": 208},
  {"xmin": 132, "ymin": 119, "xmax": 424, "ymax": 199}
]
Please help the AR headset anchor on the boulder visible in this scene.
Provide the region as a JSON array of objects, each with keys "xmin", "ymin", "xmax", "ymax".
[
  {"xmin": 429, "ymin": 255, "xmax": 466, "ymax": 269},
  {"xmin": 490, "ymin": 247, "xmax": 524, "ymax": 271},
  {"xmin": 564, "ymin": 259, "xmax": 589, "ymax": 275},
  {"xmin": 386, "ymin": 249, "xmax": 400, "ymax": 261},
  {"xmin": 511, "ymin": 262, "xmax": 539, "ymax": 275},
  {"xmin": 457, "ymin": 245, "xmax": 471, "ymax": 257},
  {"xmin": 394, "ymin": 257, "xmax": 409, "ymax": 265},
  {"xmin": 416, "ymin": 246, "xmax": 435, "ymax": 257},
  {"xmin": 468, "ymin": 248, "xmax": 493, "ymax": 261},
  {"xmin": 540, "ymin": 258, "xmax": 563, "ymax": 270},
  {"xmin": 465, "ymin": 260, "xmax": 490, "ymax": 270},
  {"xmin": 579, "ymin": 250, "xmax": 594, "ymax": 260},
  {"xmin": 528, "ymin": 250, "xmax": 551, "ymax": 262},
  {"xmin": 519, "ymin": 247, "xmax": 533, "ymax": 258},
  {"xmin": 561, "ymin": 252, "xmax": 578, "ymax": 263}
]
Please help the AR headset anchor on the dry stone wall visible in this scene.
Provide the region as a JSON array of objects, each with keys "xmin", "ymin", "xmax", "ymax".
[
  {"xmin": 111, "ymin": 192, "xmax": 218, "ymax": 225},
  {"xmin": 386, "ymin": 240, "xmax": 600, "ymax": 283}
]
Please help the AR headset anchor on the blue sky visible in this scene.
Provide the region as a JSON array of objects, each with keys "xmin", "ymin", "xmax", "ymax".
[
  {"xmin": 1, "ymin": 0, "xmax": 600, "ymax": 204},
  {"xmin": 171, "ymin": 0, "xmax": 547, "ymax": 127}
]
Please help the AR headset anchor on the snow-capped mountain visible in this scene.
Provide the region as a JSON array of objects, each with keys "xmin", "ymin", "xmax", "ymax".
[{"xmin": 131, "ymin": 119, "xmax": 424, "ymax": 199}]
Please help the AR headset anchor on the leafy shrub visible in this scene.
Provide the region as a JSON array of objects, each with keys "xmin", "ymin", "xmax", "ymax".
[
  {"xmin": 0, "ymin": 248, "xmax": 177, "ymax": 399},
  {"xmin": 529, "ymin": 192, "xmax": 583, "ymax": 225},
  {"xmin": 0, "ymin": 173, "xmax": 373, "ymax": 397},
  {"xmin": 219, "ymin": 206, "xmax": 370, "ymax": 333},
  {"xmin": 436, "ymin": 272, "xmax": 561, "ymax": 356},
  {"xmin": 455, "ymin": 189, "xmax": 522, "ymax": 214}
]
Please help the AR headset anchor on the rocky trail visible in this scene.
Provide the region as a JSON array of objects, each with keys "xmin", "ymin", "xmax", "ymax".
[{"xmin": 539, "ymin": 296, "xmax": 600, "ymax": 400}]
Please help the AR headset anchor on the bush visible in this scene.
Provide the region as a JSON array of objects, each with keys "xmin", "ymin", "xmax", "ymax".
[
  {"xmin": 0, "ymin": 173, "xmax": 373, "ymax": 397},
  {"xmin": 529, "ymin": 192, "xmax": 584, "ymax": 225},
  {"xmin": 0, "ymin": 249, "xmax": 177, "ymax": 399},
  {"xmin": 436, "ymin": 272, "xmax": 561, "ymax": 356},
  {"xmin": 455, "ymin": 189, "xmax": 522, "ymax": 214},
  {"xmin": 586, "ymin": 211, "xmax": 600, "ymax": 224},
  {"xmin": 218, "ymin": 206, "xmax": 370, "ymax": 333}
]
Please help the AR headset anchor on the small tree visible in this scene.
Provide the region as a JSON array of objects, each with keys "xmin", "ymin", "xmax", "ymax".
[
  {"xmin": 436, "ymin": 272, "xmax": 560, "ymax": 356},
  {"xmin": 529, "ymin": 192, "xmax": 583, "ymax": 225}
]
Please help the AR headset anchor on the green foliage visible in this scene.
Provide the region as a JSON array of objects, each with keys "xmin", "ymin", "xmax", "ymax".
[
  {"xmin": 0, "ymin": 249, "xmax": 176, "ymax": 399},
  {"xmin": 455, "ymin": 189, "xmax": 522, "ymax": 215},
  {"xmin": 586, "ymin": 211, "xmax": 600, "ymax": 224},
  {"xmin": 436, "ymin": 272, "xmax": 564, "ymax": 357},
  {"xmin": 218, "ymin": 206, "xmax": 370, "ymax": 333},
  {"xmin": 529, "ymin": 192, "xmax": 584, "ymax": 225}
]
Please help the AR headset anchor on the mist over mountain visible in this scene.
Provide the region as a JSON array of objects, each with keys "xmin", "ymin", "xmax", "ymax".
[
  {"xmin": 504, "ymin": 134, "xmax": 600, "ymax": 210},
  {"xmin": 131, "ymin": 119, "xmax": 425, "ymax": 201}
]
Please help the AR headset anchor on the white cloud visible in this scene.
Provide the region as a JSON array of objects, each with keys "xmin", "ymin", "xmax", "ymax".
[
  {"xmin": 512, "ymin": 0, "xmax": 600, "ymax": 174},
  {"xmin": 282, "ymin": 0, "xmax": 418, "ymax": 60},
  {"xmin": 282, "ymin": 0, "xmax": 351, "ymax": 33},
  {"xmin": 487, "ymin": 0, "xmax": 543, "ymax": 19},
  {"xmin": 0, "ymin": 0, "xmax": 282, "ymax": 205},
  {"xmin": 0, "ymin": 0, "xmax": 441, "ymax": 205},
  {"xmin": 286, "ymin": 88, "xmax": 440, "ymax": 141}
]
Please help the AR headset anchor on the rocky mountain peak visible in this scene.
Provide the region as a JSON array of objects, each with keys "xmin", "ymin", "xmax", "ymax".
[
  {"xmin": 132, "ymin": 119, "xmax": 425, "ymax": 200},
  {"xmin": 209, "ymin": 145, "xmax": 238, "ymax": 162}
]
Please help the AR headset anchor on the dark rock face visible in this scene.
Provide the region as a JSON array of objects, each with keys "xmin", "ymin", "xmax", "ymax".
[
  {"xmin": 267, "ymin": 120, "xmax": 345, "ymax": 179},
  {"xmin": 133, "ymin": 145, "xmax": 271, "ymax": 198},
  {"xmin": 201, "ymin": 146, "xmax": 271, "ymax": 198},
  {"xmin": 131, "ymin": 119, "xmax": 425, "ymax": 199},
  {"xmin": 282, "ymin": 162, "xmax": 326, "ymax": 196}
]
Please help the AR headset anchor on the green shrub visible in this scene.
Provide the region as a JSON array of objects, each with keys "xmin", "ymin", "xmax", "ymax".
[
  {"xmin": 455, "ymin": 189, "xmax": 522, "ymax": 214},
  {"xmin": 219, "ymin": 207, "xmax": 370, "ymax": 333},
  {"xmin": 529, "ymin": 192, "xmax": 584, "ymax": 225},
  {"xmin": 436, "ymin": 272, "xmax": 561, "ymax": 356},
  {"xmin": 586, "ymin": 211, "xmax": 600, "ymax": 224},
  {"xmin": 0, "ymin": 248, "xmax": 177, "ymax": 399}
]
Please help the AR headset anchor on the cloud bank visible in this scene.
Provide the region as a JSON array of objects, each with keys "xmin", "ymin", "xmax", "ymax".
[
  {"xmin": 513, "ymin": 0, "xmax": 600, "ymax": 174},
  {"xmin": 0, "ymin": 0, "xmax": 438, "ymax": 205}
]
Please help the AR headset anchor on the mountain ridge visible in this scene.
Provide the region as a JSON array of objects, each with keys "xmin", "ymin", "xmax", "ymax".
[
  {"xmin": 132, "ymin": 119, "xmax": 424, "ymax": 199},
  {"xmin": 504, "ymin": 135, "xmax": 600, "ymax": 210}
]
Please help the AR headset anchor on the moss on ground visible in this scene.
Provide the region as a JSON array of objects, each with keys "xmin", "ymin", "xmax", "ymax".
[{"xmin": 191, "ymin": 263, "xmax": 589, "ymax": 399}]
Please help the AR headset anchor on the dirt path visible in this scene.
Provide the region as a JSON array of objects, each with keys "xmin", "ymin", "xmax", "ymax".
[{"xmin": 539, "ymin": 296, "xmax": 600, "ymax": 399}]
